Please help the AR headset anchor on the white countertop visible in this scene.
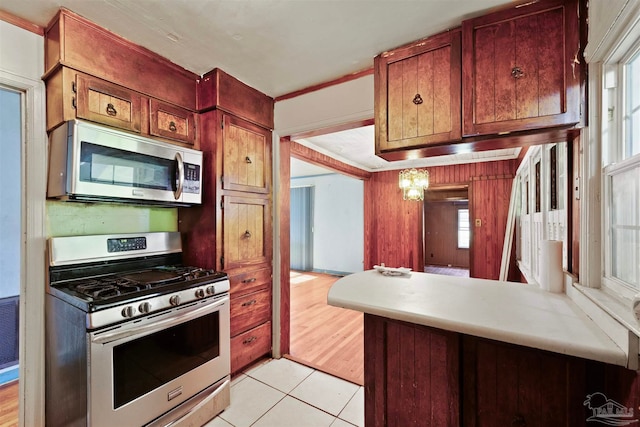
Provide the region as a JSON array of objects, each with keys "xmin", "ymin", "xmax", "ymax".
[{"xmin": 327, "ymin": 270, "xmax": 627, "ymax": 366}]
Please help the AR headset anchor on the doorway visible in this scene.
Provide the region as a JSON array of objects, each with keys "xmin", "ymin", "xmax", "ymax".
[
  {"xmin": 290, "ymin": 186, "xmax": 314, "ymax": 271},
  {"xmin": 287, "ymin": 156, "xmax": 365, "ymax": 385},
  {"xmin": 0, "ymin": 86, "xmax": 22, "ymax": 425},
  {"xmin": 424, "ymin": 186, "xmax": 470, "ymax": 277}
]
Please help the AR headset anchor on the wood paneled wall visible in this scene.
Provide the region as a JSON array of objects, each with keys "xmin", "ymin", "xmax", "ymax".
[{"xmin": 364, "ymin": 159, "xmax": 519, "ymax": 279}]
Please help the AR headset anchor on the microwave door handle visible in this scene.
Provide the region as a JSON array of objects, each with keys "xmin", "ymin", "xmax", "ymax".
[
  {"xmin": 91, "ymin": 297, "xmax": 228, "ymax": 344},
  {"xmin": 174, "ymin": 152, "xmax": 185, "ymax": 200}
]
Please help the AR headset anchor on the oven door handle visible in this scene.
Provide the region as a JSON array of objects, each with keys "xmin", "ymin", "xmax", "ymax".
[{"xmin": 92, "ymin": 298, "xmax": 228, "ymax": 345}]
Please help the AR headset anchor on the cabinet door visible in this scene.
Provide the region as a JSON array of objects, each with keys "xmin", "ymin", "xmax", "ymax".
[
  {"xmin": 75, "ymin": 73, "xmax": 142, "ymax": 133},
  {"xmin": 462, "ymin": 0, "xmax": 580, "ymax": 136},
  {"xmin": 150, "ymin": 99, "xmax": 196, "ymax": 145},
  {"xmin": 375, "ymin": 30, "xmax": 461, "ymax": 155},
  {"xmin": 462, "ymin": 336, "xmax": 586, "ymax": 427},
  {"xmin": 222, "ymin": 114, "xmax": 271, "ymax": 194},
  {"xmin": 222, "ymin": 195, "xmax": 271, "ymax": 270}
]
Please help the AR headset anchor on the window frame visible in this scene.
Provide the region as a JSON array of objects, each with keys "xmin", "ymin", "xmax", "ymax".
[{"xmin": 457, "ymin": 208, "xmax": 470, "ymax": 250}]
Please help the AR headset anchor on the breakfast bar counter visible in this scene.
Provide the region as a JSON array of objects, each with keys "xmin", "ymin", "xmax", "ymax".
[{"xmin": 328, "ymin": 270, "xmax": 629, "ymax": 427}]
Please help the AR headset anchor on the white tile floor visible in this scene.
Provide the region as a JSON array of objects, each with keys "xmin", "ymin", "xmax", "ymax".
[{"xmin": 204, "ymin": 358, "xmax": 364, "ymax": 427}]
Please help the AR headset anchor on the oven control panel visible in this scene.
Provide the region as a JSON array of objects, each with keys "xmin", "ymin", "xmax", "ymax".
[{"xmin": 107, "ymin": 237, "xmax": 147, "ymax": 252}]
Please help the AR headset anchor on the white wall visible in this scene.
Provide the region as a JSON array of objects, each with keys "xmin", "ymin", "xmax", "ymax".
[{"xmin": 291, "ymin": 174, "xmax": 364, "ymax": 274}]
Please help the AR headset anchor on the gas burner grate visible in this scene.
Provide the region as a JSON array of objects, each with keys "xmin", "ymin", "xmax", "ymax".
[{"xmin": 75, "ymin": 278, "xmax": 148, "ymax": 300}]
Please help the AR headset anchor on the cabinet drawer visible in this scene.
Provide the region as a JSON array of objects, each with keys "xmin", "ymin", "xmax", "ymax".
[
  {"xmin": 230, "ymin": 321, "xmax": 271, "ymax": 373},
  {"xmin": 75, "ymin": 73, "xmax": 142, "ymax": 133},
  {"xmin": 150, "ymin": 99, "xmax": 196, "ymax": 145},
  {"xmin": 229, "ymin": 268, "xmax": 271, "ymax": 297},
  {"xmin": 230, "ymin": 289, "xmax": 271, "ymax": 337}
]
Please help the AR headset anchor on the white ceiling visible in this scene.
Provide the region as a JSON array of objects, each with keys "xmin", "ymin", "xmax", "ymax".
[{"xmin": 2, "ymin": 0, "xmax": 519, "ymax": 173}]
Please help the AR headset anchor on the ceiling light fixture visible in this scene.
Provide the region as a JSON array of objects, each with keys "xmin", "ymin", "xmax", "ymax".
[{"xmin": 398, "ymin": 168, "xmax": 430, "ymax": 201}]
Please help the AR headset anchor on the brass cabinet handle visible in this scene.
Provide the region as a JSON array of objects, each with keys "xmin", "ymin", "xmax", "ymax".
[
  {"xmin": 106, "ymin": 103, "xmax": 117, "ymax": 116},
  {"xmin": 244, "ymin": 230, "xmax": 252, "ymax": 238},
  {"xmin": 169, "ymin": 121, "xmax": 177, "ymax": 132},
  {"xmin": 241, "ymin": 299, "xmax": 257, "ymax": 307},
  {"xmin": 511, "ymin": 66, "xmax": 524, "ymax": 79},
  {"xmin": 245, "ymin": 156, "xmax": 252, "ymax": 164},
  {"xmin": 412, "ymin": 94, "xmax": 423, "ymax": 105},
  {"xmin": 242, "ymin": 277, "xmax": 257, "ymax": 284},
  {"xmin": 243, "ymin": 336, "xmax": 257, "ymax": 345}
]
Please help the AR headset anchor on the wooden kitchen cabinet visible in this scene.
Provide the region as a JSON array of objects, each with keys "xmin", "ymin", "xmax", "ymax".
[
  {"xmin": 462, "ymin": 0, "xmax": 581, "ymax": 136},
  {"xmin": 150, "ymin": 99, "xmax": 196, "ymax": 145},
  {"xmin": 221, "ymin": 114, "xmax": 271, "ymax": 194},
  {"xmin": 375, "ymin": 30, "xmax": 462, "ymax": 159},
  {"xmin": 181, "ymin": 78, "xmax": 274, "ymax": 374}
]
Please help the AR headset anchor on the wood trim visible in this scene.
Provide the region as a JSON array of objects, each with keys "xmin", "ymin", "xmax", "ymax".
[
  {"xmin": 279, "ymin": 136, "xmax": 291, "ymax": 356},
  {"xmin": 290, "ymin": 141, "xmax": 371, "ymax": 180},
  {"xmin": 0, "ymin": 10, "xmax": 44, "ymax": 35},
  {"xmin": 275, "ymin": 68, "xmax": 373, "ymax": 102},
  {"xmin": 289, "ymin": 118, "xmax": 374, "ymax": 140}
]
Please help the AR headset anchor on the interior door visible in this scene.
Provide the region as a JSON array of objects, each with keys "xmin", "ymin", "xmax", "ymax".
[{"xmin": 290, "ymin": 186, "xmax": 314, "ymax": 271}]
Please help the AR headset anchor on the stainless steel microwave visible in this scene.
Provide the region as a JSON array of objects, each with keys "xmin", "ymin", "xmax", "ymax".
[{"xmin": 47, "ymin": 120, "xmax": 203, "ymax": 206}]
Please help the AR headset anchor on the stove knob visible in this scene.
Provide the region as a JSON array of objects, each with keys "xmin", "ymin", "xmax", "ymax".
[
  {"xmin": 121, "ymin": 306, "xmax": 135, "ymax": 318},
  {"xmin": 195, "ymin": 288, "xmax": 205, "ymax": 298},
  {"xmin": 169, "ymin": 295, "xmax": 181, "ymax": 306},
  {"xmin": 138, "ymin": 302, "xmax": 151, "ymax": 314},
  {"xmin": 206, "ymin": 286, "xmax": 215, "ymax": 295}
]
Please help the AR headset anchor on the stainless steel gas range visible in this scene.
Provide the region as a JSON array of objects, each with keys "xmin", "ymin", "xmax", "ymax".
[{"xmin": 45, "ymin": 232, "xmax": 231, "ymax": 427}]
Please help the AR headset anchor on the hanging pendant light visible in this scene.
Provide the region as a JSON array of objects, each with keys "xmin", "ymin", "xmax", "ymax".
[{"xmin": 398, "ymin": 168, "xmax": 430, "ymax": 201}]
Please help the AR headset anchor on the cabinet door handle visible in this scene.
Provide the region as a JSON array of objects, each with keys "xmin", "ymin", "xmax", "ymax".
[
  {"xmin": 242, "ymin": 299, "xmax": 257, "ymax": 307},
  {"xmin": 244, "ymin": 230, "xmax": 252, "ymax": 238},
  {"xmin": 169, "ymin": 121, "xmax": 177, "ymax": 132},
  {"xmin": 242, "ymin": 277, "xmax": 257, "ymax": 284},
  {"xmin": 412, "ymin": 94, "xmax": 423, "ymax": 105},
  {"xmin": 106, "ymin": 103, "xmax": 117, "ymax": 116},
  {"xmin": 243, "ymin": 336, "xmax": 257, "ymax": 345},
  {"xmin": 511, "ymin": 66, "xmax": 524, "ymax": 79},
  {"xmin": 245, "ymin": 156, "xmax": 252, "ymax": 164}
]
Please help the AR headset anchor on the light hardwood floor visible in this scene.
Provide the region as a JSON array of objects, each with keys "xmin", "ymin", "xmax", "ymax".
[
  {"xmin": 288, "ymin": 271, "xmax": 364, "ymax": 385},
  {"xmin": 0, "ymin": 381, "xmax": 18, "ymax": 427}
]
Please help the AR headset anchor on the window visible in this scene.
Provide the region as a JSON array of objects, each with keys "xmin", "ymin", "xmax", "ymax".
[
  {"xmin": 457, "ymin": 208, "xmax": 470, "ymax": 249},
  {"xmin": 601, "ymin": 32, "xmax": 640, "ymax": 292}
]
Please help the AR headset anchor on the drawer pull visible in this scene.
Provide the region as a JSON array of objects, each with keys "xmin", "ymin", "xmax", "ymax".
[
  {"xmin": 245, "ymin": 156, "xmax": 252, "ymax": 164},
  {"xmin": 242, "ymin": 299, "xmax": 257, "ymax": 307},
  {"xmin": 106, "ymin": 103, "xmax": 117, "ymax": 116},
  {"xmin": 244, "ymin": 230, "xmax": 252, "ymax": 238},
  {"xmin": 169, "ymin": 121, "xmax": 177, "ymax": 132},
  {"xmin": 242, "ymin": 277, "xmax": 257, "ymax": 284},
  {"xmin": 412, "ymin": 94, "xmax": 423, "ymax": 105},
  {"xmin": 243, "ymin": 336, "xmax": 257, "ymax": 345}
]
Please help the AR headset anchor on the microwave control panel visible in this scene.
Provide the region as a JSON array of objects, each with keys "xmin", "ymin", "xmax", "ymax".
[{"xmin": 184, "ymin": 163, "xmax": 201, "ymax": 194}]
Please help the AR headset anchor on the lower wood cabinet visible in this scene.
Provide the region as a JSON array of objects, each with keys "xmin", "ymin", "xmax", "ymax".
[
  {"xmin": 230, "ymin": 321, "xmax": 272, "ymax": 374},
  {"xmin": 228, "ymin": 267, "xmax": 272, "ymax": 373},
  {"xmin": 365, "ymin": 314, "xmax": 591, "ymax": 427}
]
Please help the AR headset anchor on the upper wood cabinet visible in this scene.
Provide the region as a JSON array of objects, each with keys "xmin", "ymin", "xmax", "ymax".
[
  {"xmin": 150, "ymin": 99, "xmax": 196, "ymax": 145},
  {"xmin": 462, "ymin": 0, "xmax": 581, "ymax": 136},
  {"xmin": 221, "ymin": 115, "xmax": 272, "ymax": 194},
  {"xmin": 75, "ymin": 73, "xmax": 143, "ymax": 133},
  {"xmin": 375, "ymin": 30, "xmax": 462, "ymax": 159}
]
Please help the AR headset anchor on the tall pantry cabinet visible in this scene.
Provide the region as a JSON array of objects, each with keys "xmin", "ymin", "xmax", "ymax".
[{"xmin": 180, "ymin": 69, "xmax": 274, "ymax": 374}]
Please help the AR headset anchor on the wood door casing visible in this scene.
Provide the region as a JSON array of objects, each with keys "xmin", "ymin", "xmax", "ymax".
[{"xmin": 222, "ymin": 114, "xmax": 271, "ymax": 194}]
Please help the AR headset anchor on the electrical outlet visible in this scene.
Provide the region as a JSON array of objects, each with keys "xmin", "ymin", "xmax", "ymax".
[{"xmin": 475, "ymin": 219, "xmax": 482, "ymax": 227}]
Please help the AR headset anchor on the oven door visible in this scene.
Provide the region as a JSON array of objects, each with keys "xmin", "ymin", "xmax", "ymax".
[{"xmin": 88, "ymin": 294, "xmax": 230, "ymax": 427}]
